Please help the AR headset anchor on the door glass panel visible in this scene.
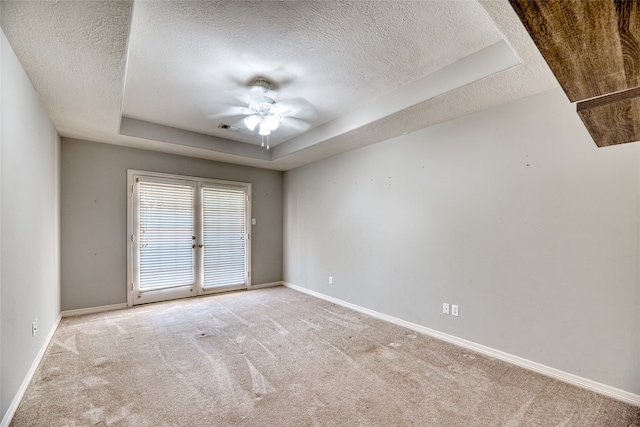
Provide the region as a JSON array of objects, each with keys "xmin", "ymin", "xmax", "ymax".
[
  {"xmin": 202, "ymin": 187, "xmax": 247, "ymax": 288},
  {"xmin": 139, "ymin": 181, "xmax": 194, "ymax": 290}
]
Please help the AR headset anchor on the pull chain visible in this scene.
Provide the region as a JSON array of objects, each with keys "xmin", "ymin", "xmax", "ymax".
[{"xmin": 261, "ymin": 135, "xmax": 270, "ymax": 150}]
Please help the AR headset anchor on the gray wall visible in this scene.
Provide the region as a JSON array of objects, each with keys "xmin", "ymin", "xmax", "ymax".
[
  {"xmin": 61, "ymin": 139, "xmax": 283, "ymax": 311},
  {"xmin": 1, "ymin": 30, "xmax": 61, "ymax": 420},
  {"xmin": 283, "ymin": 88, "xmax": 640, "ymax": 395}
]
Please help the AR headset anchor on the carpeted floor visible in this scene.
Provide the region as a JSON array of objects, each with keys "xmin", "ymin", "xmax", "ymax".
[{"xmin": 10, "ymin": 286, "xmax": 640, "ymax": 426}]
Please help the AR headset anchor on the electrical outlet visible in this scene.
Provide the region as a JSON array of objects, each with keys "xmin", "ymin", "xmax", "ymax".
[
  {"xmin": 443, "ymin": 303, "xmax": 450, "ymax": 315},
  {"xmin": 32, "ymin": 318, "xmax": 38, "ymax": 337},
  {"xmin": 329, "ymin": 276, "xmax": 333, "ymax": 284},
  {"xmin": 451, "ymin": 305, "xmax": 459, "ymax": 317}
]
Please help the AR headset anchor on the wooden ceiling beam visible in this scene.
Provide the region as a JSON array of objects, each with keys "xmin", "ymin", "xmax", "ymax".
[
  {"xmin": 510, "ymin": 0, "xmax": 640, "ymax": 147},
  {"xmin": 577, "ymin": 89, "xmax": 640, "ymax": 147}
]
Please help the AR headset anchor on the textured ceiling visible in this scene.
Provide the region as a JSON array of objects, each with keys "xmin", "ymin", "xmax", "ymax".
[
  {"xmin": 0, "ymin": 0, "xmax": 559, "ymax": 171},
  {"xmin": 122, "ymin": 0, "xmax": 502, "ymax": 146}
]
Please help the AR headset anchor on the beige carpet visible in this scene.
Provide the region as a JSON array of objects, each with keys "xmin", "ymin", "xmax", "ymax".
[{"xmin": 10, "ymin": 286, "xmax": 640, "ymax": 426}]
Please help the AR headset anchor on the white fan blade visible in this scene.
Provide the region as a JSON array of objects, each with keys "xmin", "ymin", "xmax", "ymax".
[
  {"xmin": 277, "ymin": 98, "xmax": 318, "ymax": 122},
  {"xmin": 203, "ymin": 104, "xmax": 250, "ymax": 121},
  {"xmin": 215, "ymin": 86, "xmax": 253, "ymax": 105},
  {"xmin": 278, "ymin": 117, "xmax": 312, "ymax": 133}
]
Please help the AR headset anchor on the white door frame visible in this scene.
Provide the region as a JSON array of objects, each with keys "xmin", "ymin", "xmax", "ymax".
[{"xmin": 126, "ymin": 169, "xmax": 252, "ymax": 307}]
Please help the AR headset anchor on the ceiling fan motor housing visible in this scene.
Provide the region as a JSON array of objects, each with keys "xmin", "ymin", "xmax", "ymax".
[{"xmin": 248, "ymin": 78, "xmax": 278, "ymax": 104}]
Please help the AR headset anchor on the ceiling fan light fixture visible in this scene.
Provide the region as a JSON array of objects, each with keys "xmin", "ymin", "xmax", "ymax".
[
  {"xmin": 243, "ymin": 79, "xmax": 283, "ymax": 143},
  {"xmin": 266, "ymin": 115, "xmax": 280, "ymax": 131},
  {"xmin": 259, "ymin": 121, "xmax": 271, "ymax": 136},
  {"xmin": 244, "ymin": 115, "xmax": 261, "ymax": 131},
  {"xmin": 233, "ymin": 77, "xmax": 313, "ymax": 149}
]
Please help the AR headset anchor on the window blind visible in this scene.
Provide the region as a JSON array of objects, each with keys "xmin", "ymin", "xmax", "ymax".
[
  {"xmin": 202, "ymin": 187, "xmax": 246, "ymax": 288},
  {"xmin": 139, "ymin": 181, "xmax": 194, "ymax": 290}
]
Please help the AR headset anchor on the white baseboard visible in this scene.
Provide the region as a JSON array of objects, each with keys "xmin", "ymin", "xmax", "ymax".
[
  {"xmin": 283, "ymin": 282, "xmax": 640, "ymax": 408},
  {"xmin": 1, "ymin": 314, "xmax": 62, "ymax": 427},
  {"xmin": 62, "ymin": 286, "xmax": 283, "ymax": 317},
  {"xmin": 61, "ymin": 303, "xmax": 128, "ymax": 318},
  {"xmin": 250, "ymin": 281, "xmax": 283, "ymax": 290}
]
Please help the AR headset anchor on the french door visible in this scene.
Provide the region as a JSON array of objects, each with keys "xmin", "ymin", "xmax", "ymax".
[{"xmin": 127, "ymin": 170, "xmax": 251, "ymax": 306}]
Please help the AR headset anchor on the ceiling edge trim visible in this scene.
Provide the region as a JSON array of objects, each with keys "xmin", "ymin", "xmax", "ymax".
[
  {"xmin": 117, "ymin": 0, "xmax": 135, "ymax": 136},
  {"xmin": 119, "ymin": 117, "xmax": 271, "ymax": 161}
]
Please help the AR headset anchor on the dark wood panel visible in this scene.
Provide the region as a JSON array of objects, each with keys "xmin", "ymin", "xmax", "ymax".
[
  {"xmin": 510, "ymin": 0, "xmax": 627, "ymax": 102},
  {"xmin": 577, "ymin": 85, "xmax": 640, "ymax": 110},
  {"xmin": 616, "ymin": 0, "xmax": 640, "ymax": 89},
  {"xmin": 577, "ymin": 95, "xmax": 640, "ymax": 147}
]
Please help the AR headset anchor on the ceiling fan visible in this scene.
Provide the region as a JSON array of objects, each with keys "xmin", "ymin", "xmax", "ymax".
[{"xmin": 209, "ymin": 77, "xmax": 317, "ymax": 149}]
